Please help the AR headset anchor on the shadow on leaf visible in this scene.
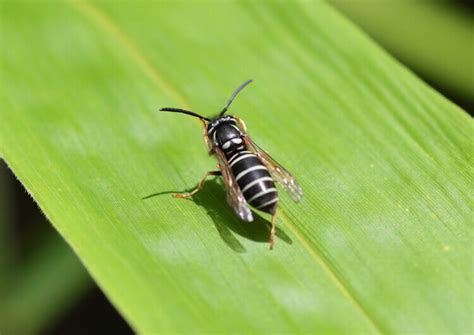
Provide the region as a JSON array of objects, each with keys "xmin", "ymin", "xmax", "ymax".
[{"xmin": 143, "ymin": 178, "xmax": 292, "ymax": 253}]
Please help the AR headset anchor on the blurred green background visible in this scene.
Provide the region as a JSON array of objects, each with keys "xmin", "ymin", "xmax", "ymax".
[{"xmin": 0, "ymin": 1, "xmax": 472, "ymax": 333}]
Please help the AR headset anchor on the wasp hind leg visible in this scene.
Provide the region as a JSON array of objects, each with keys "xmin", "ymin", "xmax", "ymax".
[
  {"xmin": 269, "ymin": 209, "xmax": 277, "ymax": 250},
  {"xmin": 173, "ymin": 170, "xmax": 221, "ymax": 199}
]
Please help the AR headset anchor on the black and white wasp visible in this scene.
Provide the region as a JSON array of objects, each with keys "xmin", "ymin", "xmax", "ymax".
[{"xmin": 160, "ymin": 80, "xmax": 302, "ymax": 249}]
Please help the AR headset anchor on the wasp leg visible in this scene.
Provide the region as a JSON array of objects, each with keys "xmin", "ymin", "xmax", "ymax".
[
  {"xmin": 269, "ymin": 209, "xmax": 277, "ymax": 250},
  {"xmin": 234, "ymin": 116, "xmax": 248, "ymax": 134},
  {"xmin": 173, "ymin": 171, "xmax": 221, "ymax": 199},
  {"xmin": 203, "ymin": 121, "xmax": 213, "ymax": 154},
  {"xmin": 204, "ymin": 135, "xmax": 213, "ymax": 155}
]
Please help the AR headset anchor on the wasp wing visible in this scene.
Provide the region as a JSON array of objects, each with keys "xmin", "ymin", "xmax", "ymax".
[
  {"xmin": 214, "ymin": 146, "xmax": 254, "ymax": 222},
  {"xmin": 243, "ymin": 136, "xmax": 303, "ymax": 202}
]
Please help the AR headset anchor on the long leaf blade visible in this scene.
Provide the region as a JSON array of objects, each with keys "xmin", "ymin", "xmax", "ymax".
[{"xmin": 1, "ymin": 1, "xmax": 471, "ymax": 333}]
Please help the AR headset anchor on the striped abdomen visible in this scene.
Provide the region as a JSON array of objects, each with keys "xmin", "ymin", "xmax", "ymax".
[{"xmin": 226, "ymin": 150, "xmax": 278, "ymax": 214}]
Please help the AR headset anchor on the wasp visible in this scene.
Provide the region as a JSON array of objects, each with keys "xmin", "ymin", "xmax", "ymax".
[{"xmin": 160, "ymin": 80, "xmax": 302, "ymax": 249}]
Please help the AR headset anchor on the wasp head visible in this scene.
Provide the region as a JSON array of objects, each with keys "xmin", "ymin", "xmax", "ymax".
[{"xmin": 207, "ymin": 116, "xmax": 243, "ymax": 150}]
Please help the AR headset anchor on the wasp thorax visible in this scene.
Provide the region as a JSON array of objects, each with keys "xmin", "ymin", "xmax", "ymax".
[{"xmin": 207, "ymin": 117, "xmax": 243, "ymax": 150}]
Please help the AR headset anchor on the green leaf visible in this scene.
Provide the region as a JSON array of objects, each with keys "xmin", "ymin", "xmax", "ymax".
[
  {"xmin": 0, "ymin": 163, "xmax": 91, "ymax": 334},
  {"xmin": 0, "ymin": 232, "xmax": 91, "ymax": 335},
  {"xmin": 329, "ymin": 0, "xmax": 474, "ymax": 101},
  {"xmin": 1, "ymin": 1, "xmax": 472, "ymax": 333},
  {"xmin": 0, "ymin": 162, "xmax": 14, "ymax": 290}
]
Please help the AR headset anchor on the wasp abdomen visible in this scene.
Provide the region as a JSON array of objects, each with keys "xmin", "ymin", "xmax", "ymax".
[{"xmin": 226, "ymin": 150, "xmax": 278, "ymax": 214}]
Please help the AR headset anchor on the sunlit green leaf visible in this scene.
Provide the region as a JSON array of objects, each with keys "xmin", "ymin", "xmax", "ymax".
[
  {"xmin": 1, "ymin": 1, "xmax": 471, "ymax": 333},
  {"xmin": 330, "ymin": 0, "xmax": 474, "ymax": 101}
]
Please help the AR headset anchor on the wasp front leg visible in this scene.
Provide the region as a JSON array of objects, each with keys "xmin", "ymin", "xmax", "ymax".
[
  {"xmin": 202, "ymin": 121, "xmax": 214, "ymax": 154},
  {"xmin": 234, "ymin": 116, "xmax": 248, "ymax": 134},
  {"xmin": 204, "ymin": 135, "xmax": 214, "ymax": 155},
  {"xmin": 173, "ymin": 171, "xmax": 221, "ymax": 199}
]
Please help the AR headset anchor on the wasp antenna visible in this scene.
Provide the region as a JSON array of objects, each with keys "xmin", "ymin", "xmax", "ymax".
[
  {"xmin": 160, "ymin": 107, "xmax": 211, "ymax": 121},
  {"xmin": 219, "ymin": 79, "xmax": 253, "ymax": 116}
]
